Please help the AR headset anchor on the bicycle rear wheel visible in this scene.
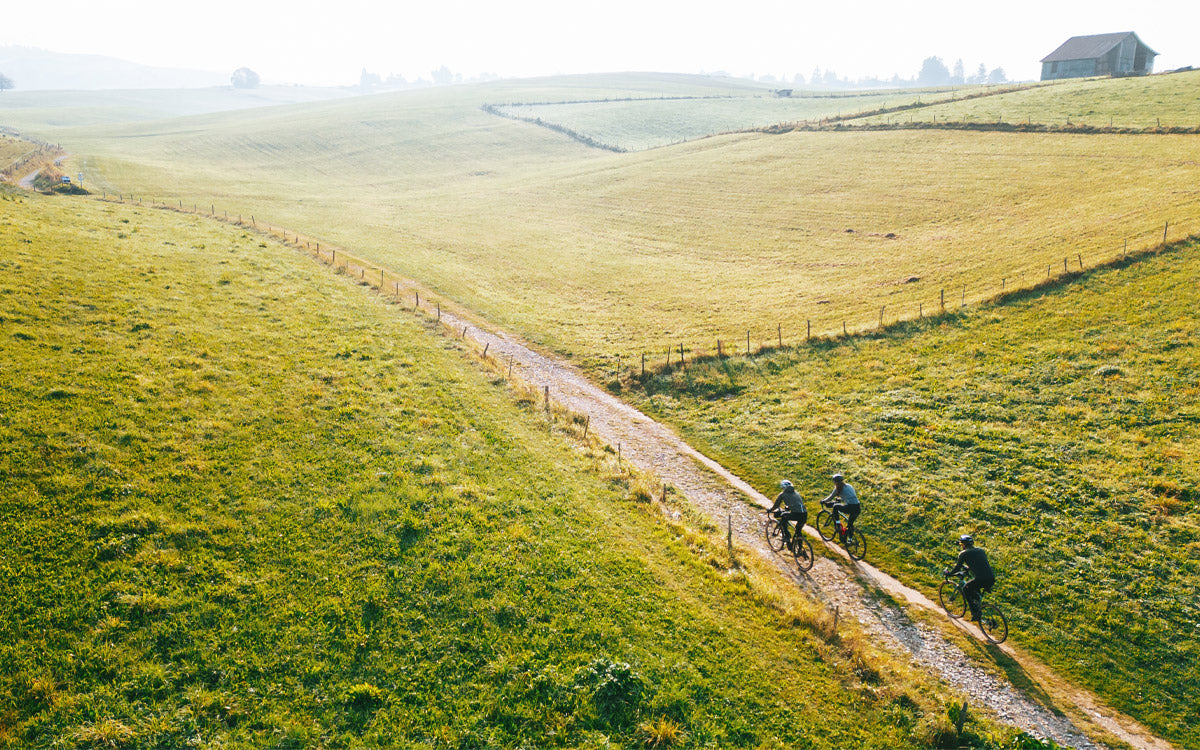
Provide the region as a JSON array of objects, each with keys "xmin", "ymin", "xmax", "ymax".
[
  {"xmin": 792, "ymin": 536, "xmax": 815, "ymax": 572},
  {"xmin": 765, "ymin": 517, "xmax": 786, "ymax": 552},
  {"xmin": 939, "ymin": 580, "xmax": 967, "ymax": 619},
  {"xmin": 979, "ymin": 602, "xmax": 1008, "ymax": 643},
  {"xmin": 815, "ymin": 510, "xmax": 835, "ymax": 541},
  {"xmin": 844, "ymin": 530, "xmax": 867, "ymax": 561}
]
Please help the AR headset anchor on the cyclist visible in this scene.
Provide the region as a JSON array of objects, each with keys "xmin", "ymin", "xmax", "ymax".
[
  {"xmin": 768, "ymin": 480, "xmax": 808, "ymax": 550},
  {"xmin": 944, "ymin": 534, "xmax": 995, "ymax": 622},
  {"xmin": 820, "ymin": 472, "xmax": 860, "ymax": 538}
]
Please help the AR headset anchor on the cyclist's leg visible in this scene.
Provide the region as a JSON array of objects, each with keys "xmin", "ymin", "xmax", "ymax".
[
  {"xmin": 844, "ymin": 505, "xmax": 861, "ymax": 536},
  {"xmin": 963, "ymin": 579, "xmax": 983, "ymax": 621}
]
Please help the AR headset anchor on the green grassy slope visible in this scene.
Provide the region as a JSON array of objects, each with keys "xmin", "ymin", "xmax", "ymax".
[
  {"xmin": 0, "ymin": 191, "xmax": 990, "ymax": 749},
  {"xmin": 0, "ymin": 85, "xmax": 357, "ymax": 131},
  {"xmin": 849, "ymin": 69, "xmax": 1200, "ymax": 129},
  {"xmin": 494, "ymin": 86, "xmax": 970, "ymax": 151},
  {"xmin": 627, "ymin": 243, "xmax": 1200, "ymax": 747},
  {"xmin": 24, "ymin": 82, "xmax": 1200, "ymax": 377}
]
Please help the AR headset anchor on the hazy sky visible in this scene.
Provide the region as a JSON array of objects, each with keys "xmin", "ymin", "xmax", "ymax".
[{"xmin": 2, "ymin": 0, "xmax": 1195, "ymax": 86}]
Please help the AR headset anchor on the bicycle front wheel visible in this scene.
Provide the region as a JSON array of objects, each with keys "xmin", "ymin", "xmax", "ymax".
[
  {"xmin": 844, "ymin": 530, "xmax": 867, "ymax": 561},
  {"xmin": 765, "ymin": 517, "xmax": 786, "ymax": 552},
  {"xmin": 939, "ymin": 580, "xmax": 967, "ymax": 619},
  {"xmin": 979, "ymin": 603, "xmax": 1008, "ymax": 644},
  {"xmin": 815, "ymin": 510, "xmax": 835, "ymax": 541},
  {"xmin": 792, "ymin": 536, "xmax": 815, "ymax": 572}
]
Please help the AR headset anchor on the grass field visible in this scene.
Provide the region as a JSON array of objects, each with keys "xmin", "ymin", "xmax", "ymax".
[
  {"xmin": 848, "ymin": 69, "xmax": 1200, "ymax": 129},
  {"xmin": 0, "ymin": 85, "xmax": 356, "ymax": 131},
  {"xmin": 0, "ymin": 189, "xmax": 1018, "ymax": 749},
  {"xmin": 493, "ymin": 87, "xmax": 972, "ymax": 151},
  {"xmin": 5, "ymin": 71, "xmax": 1199, "ymax": 747},
  {"xmin": 626, "ymin": 241, "xmax": 1200, "ymax": 747},
  {"xmin": 47, "ymin": 98, "xmax": 1200, "ymax": 376}
]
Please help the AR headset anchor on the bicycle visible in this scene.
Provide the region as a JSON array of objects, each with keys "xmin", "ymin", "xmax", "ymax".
[
  {"xmin": 815, "ymin": 502, "xmax": 867, "ymax": 561},
  {"xmin": 939, "ymin": 570, "xmax": 1008, "ymax": 643},
  {"xmin": 764, "ymin": 510, "xmax": 815, "ymax": 572}
]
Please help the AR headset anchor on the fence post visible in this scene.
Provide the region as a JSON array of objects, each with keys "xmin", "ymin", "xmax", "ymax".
[
  {"xmin": 807, "ymin": 319, "xmax": 811, "ymax": 341},
  {"xmin": 940, "ymin": 289, "xmax": 945, "ymax": 310},
  {"xmin": 1163, "ymin": 222, "xmax": 1169, "ymax": 245},
  {"xmin": 437, "ymin": 302, "xmax": 441, "ymax": 321},
  {"xmin": 415, "ymin": 291, "xmax": 419, "ymax": 308},
  {"xmin": 584, "ymin": 414, "xmax": 590, "ymax": 439},
  {"xmin": 961, "ymin": 288, "xmax": 966, "ymax": 306},
  {"xmin": 641, "ymin": 352, "xmax": 645, "ymax": 378},
  {"xmin": 778, "ymin": 323, "xmax": 782, "ymax": 348},
  {"xmin": 746, "ymin": 330, "xmax": 751, "ymax": 356},
  {"xmin": 544, "ymin": 385, "xmax": 550, "ymax": 409},
  {"xmin": 879, "ymin": 306, "xmax": 885, "ymax": 327},
  {"xmin": 1064, "ymin": 257, "xmax": 1069, "ymax": 273},
  {"xmin": 1077, "ymin": 253, "xmax": 1083, "ymax": 270}
]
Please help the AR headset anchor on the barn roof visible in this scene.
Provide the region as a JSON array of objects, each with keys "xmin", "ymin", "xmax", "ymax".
[{"xmin": 1041, "ymin": 32, "xmax": 1156, "ymax": 63}]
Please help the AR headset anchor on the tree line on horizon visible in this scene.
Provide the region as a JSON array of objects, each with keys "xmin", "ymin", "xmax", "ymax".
[{"xmin": 755, "ymin": 55, "xmax": 1008, "ymax": 89}]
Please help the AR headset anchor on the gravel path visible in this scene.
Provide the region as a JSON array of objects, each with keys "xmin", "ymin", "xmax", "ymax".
[{"xmin": 428, "ymin": 305, "xmax": 1176, "ymax": 750}]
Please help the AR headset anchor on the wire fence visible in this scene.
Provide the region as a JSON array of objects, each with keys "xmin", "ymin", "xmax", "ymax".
[{"xmin": 96, "ymin": 191, "xmax": 1199, "ymax": 387}]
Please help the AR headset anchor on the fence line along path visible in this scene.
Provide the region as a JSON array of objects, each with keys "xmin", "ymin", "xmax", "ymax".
[{"xmin": 427, "ymin": 304, "xmax": 1173, "ymax": 750}]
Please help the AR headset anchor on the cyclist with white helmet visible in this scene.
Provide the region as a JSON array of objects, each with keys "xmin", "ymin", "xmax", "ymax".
[{"xmin": 820, "ymin": 472, "xmax": 861, "ymax": 538}]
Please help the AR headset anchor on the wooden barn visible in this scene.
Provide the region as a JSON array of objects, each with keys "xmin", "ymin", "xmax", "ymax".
[{"xmin": 1040, "ymin": 32, "xmax": 1157, "ymax": 80}]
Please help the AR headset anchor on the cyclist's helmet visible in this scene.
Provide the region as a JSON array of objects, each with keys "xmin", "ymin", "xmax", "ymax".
[
  {"xmin": 779, "ymin": 480, "xmax": 794, "ymax": 489},
  {"xmin": 831, "ymin": 473, "xmax": 844, "ymax": 481},
  {"xmin": 959, "ymin": 534, "xmax": 974, "ymax": 546}
]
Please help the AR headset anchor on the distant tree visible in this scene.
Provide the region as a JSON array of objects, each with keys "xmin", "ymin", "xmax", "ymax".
[
  {"xmin": 951, "ymin": 59, "xmax": 965, "ymax": 85},
  {"xmin": 987, "ymin": 67, "xmax": 1008, "ymax": 84},
  {"xmin": 823, "ymin": 69, "xmax": 840, "ymax": 86},
  {"xmin": 970, "ymin": 63, "xmax": 988, "ymax": 85},
  {"xmin": 430, "ymin": 65, "xmax": 457, "ymax": 85},
  {"xmin": 0, "ymin": 72, "xmax": 13, "ymax": 91},
  {"xmin": 917, "ymin": 56, "xmax": 951, "ymax": 86},
  {"xmin": 811, "ymin": 67, "xmax": 822, "ymax": 86},
  {"xmin": 792, "ymin": 72, "xmax": 806, "ymax": 86},
  {"xmin": 231, "ymin": 67, "xmax": 260, "ymax": 89}
]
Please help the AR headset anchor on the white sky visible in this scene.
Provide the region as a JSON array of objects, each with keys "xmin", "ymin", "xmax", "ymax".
[{"xmin": 2, "ymin": 0, "xmax": 1195, "ymax": 86}]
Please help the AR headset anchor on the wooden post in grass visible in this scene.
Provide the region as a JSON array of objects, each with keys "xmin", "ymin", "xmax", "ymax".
[
  {"xmin": 437, "ymin": 302, "xmax": 441, "ymax": 321},
  {"xmin": 807, "ymin": 319, "xmax": 811, "ymax": 341},
  {"xmin": 380, "ymin": 269, "xmax": 384, "ymax": 286},
  {"xmin": 778, "ymin": 323, "xmax": 782, "ymax": 348},
  {"xmin": 544, "ymin": 385, "xmax": 550, "ymax": 409},
  {"xmin": 843, "ymin": 321, "xmax": 847, "ymax": 336},
  {"xmin": 1064, "ymin": 257, "xmax": 1069, "ymax": 273},
  {"xmin": 746, "ymin": 330, "xmax": 751, "ymax": 356},
  {"xmin": 394, "ymin": 281, "xmax": 399, "ymax": 298},
  {"xmin": 211, "ymin": 204, "xmax": 214, "ymax": 215},
  {"xmin": 252, "ymin": 216, "xmax": 255, "ymax": 227},
  {"xmin": 728, "ymin": 513, "xmax": 734, "ymax": 563},
  {"xmin": 1077, "ymin": 254, "xmax": 1083, "ymax": 270},
  {"xmin": 1047, "ymin": 264, "xmax": 1051, "ymax": 278},
  {"xmin": 415, "ymin": 291, "xmax": 419, "ymax": 309},
  {"xmin": 583, "ymin": 414, "xmax": 589, "ymax": 439},
  {"xmin": 482, "ymin": 342, "xmax": 489, "ymax": 357},
  {"xmin": 508, "ymin": 356, "xmax": 513, "ymax": 378},
  {"xmin": 920, "ymin": 302, "xmax": 923, "ymax": 318},
  {"xmin": 940, "ymin": 289, "xmax": 945, "ymax": 310},
  {"xmin": 718, "ymin": 339, "xmax": 723, "ymax": 358},
  {"xmin": 641, "ymin": 352, "xmax": 646, "ymax": 378},
  {"xmin": 679, "ymin": 343, "xmax": 685, "ymax": 367},
  {"xmin": 879, "ymin": 306, "xmax": 885, "ymax": 328},
  {"xmin": 961, "ymin": 288, "xmax": 966, "ymax": 306},
  {"xmin": 1163, "ymin": 222, "xmax": 1169, "ymax": 245},
  {"xmin": 1123, "ymin": 239, "xmax": 1127, "ymax": 260},
  {"xmin": 1002, "ymin": 278, "xmax": 1005, "ymax": 290}
]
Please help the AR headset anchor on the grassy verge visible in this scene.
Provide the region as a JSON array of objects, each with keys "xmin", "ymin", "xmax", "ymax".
[
  {"xmin": 0, "ymin": 191, "xmax": 1028, "ymax": 749},
  {"xmin": 626, "ymin": 241, "xmax": 1200, "ymax": 748}
]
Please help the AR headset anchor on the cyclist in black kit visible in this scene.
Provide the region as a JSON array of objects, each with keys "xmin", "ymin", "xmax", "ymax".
[
  {"xmin": 944, "ymin": 534, "xmax": 995, "ymax": 622},
  {"xmin": 768, "ymin": 480, "xmax": 808, "ymax": 550}
]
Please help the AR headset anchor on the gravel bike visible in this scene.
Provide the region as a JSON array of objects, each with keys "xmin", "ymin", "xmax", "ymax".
[
  {"xmin": 764, "ymin": 510, "xmax": 815, "ymax": 572},
  {"xmin": 940, "ymin": 570, "xmax": 1008, "ymax": 643},
  {"xmin": 815, "ymin": 502, "xmax": 867, "ymax": 561}
]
